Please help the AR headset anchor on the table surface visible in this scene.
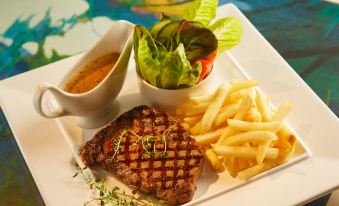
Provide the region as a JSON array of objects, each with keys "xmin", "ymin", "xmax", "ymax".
[{"xmin": 0, "ymin": 0, "xmax": 338, "ymax": 205}]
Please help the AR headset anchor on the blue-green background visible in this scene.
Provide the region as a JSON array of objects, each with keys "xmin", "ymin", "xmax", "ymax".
[{"xmin": 0, "ymin": 0, "xmax": 338, "ymax": 205}]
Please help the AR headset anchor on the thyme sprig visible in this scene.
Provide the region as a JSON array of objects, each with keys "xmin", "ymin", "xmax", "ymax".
[
  {"xmin": 73, "ymin": 162, "xmax": 165, "ymax": 206},
  {"xmin": 110, "ymin": 122, "xmax": 178, "ymax": 161}
]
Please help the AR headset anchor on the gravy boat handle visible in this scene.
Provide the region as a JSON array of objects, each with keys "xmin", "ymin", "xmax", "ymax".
[{"xmin": 33, "ymin": 82, "xmax": 66, "ymax": 118}]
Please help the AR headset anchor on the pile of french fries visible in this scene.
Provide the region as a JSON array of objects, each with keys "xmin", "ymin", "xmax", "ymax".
[{"xmin": 177, "ymin": 80, "xmax": 296, "ymax": 180}]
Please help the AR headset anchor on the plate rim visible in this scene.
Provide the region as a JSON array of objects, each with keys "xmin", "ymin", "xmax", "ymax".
[{"xmin": 1, "ymin": 3, "xmax": 339, "ymax": 206}]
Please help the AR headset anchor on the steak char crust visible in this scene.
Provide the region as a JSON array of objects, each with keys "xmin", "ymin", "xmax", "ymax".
[{"xmin": 80, "ymin": 105, "xmax": 205, "ymax": 205}]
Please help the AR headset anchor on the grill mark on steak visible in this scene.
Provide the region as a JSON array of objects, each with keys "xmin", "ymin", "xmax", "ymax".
[{"xmin": 79, "ymin": 105, "xmax": 205, "ymax": 205}]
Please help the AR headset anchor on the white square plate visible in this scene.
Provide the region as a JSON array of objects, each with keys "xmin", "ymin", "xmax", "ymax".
[{"xmin": 1, "ymin": 4, "xmax": 338, "ymax": 206}]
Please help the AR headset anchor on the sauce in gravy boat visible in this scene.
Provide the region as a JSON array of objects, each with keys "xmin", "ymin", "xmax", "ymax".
[{"xmin": 33, "ymin": 20, "xmax": 134, "ymax": 128}]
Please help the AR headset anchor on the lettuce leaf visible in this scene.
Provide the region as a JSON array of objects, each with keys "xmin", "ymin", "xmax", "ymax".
[
  {"xmin": 134, "ymin": 25, "xmax": 166, "ymax": 86},
  {"xmin": 178, "ymin": 60, "xmax": 202, "ymax": 88},
  {"xmin": 182, "ymin": 0, "xmax": 243, "ymax": 54},
  {"xmin": 160, "ymin": 44, "xmax": 201, "ymax": 89},
  {"xmin": 137, "ymin": 37, "xmax": 160, "ymax": 86},
  {"xmin": 182, "ymin": 0, "xmax": 218, "ymax": 27},
  {"xmin": 209, "ymin": 17, "xmax": 243, "ymax": 54},
  {"xmin": 173, "ymin": 21, "xmax": 218, "ymax": 61}
]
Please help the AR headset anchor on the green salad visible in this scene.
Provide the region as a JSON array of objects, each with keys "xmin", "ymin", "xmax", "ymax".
[{"xmin": 133, "ymin": 0, "xmax": 243, "ymax": 89}]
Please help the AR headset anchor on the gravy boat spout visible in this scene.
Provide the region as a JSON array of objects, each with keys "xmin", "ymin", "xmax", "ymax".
[{"xmin": 33, "ymin": 20, "xmax": 134, "ymax": 129}]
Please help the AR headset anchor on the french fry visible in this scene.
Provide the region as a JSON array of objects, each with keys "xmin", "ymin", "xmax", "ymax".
[
  {"xmin": 276, "ymin": 133, "xmax": 292, "ymax": 149},
  {"xmin": 195, "ymin": 128, "xmax": 225, "ymax": 145},
  {"xmin": 244, "ymin": 107, "xmax": 262, "ymax": 122},
  {"xmin": 181, "ymin": 122, "xmax": 191, "ymax": 131},
  {"xmin": 200, "ymin": 84, "xmax": 230, "ymax": 134},
  {"xmin": 227, "ymin": 119, "xmax": 282, "ymax": 132},
  {"xmin": 213, "ymin": 145, "xmax": 279, "ymax": 159},
  {"xmin": 287, "ymin": 136, "xmax": 296, "ymax": 157},
  {"xmin": 255, "ymin": 91, "xmax": 273, "ymax": 122},
  {"xmin": 243, "ymin": 142, "xmax": 257, "ymax": 166},
  {"xmin": 184, "ymin": 115, "xmax": 202, "ymax": 126},
  {"xmin": 223, "ymin": 131, "xmax": 278, "ymax": 146},
  {"xmin": 278, "ymin": 124, "xmax": 293, "ymax": 141},
  {"xmin": 237, "ymin": 161, "xmax": 275, "ymax": 180},
  {"xmin": 213, "ymin": 104, "xmax": 239, "ymax": 128},
  {"xmin": 237, "ymin": 158, "xmax": 249, "ymax": 171},
  {"xmin": 247, "ymin": 158, "xmax": 257, "ymax": 167},
  {"xmin": 247, "ymin": 87, "xmax": 256, "ymax": 101},
  {"xmin": 256, "ymin": 141, "xmax": 271, "ymax": 164},
  {"xmin": 223, "ymin": 90, "xmax": 247, "ymax": 105},
  {"xmin": 243, "ymin": 142, "xmax": 251, "ymax": 147},
  {"xmin": 230, "ymin": 80, "xmax": 260, "ymax": 93},
  {"xmin": 276, "ymin": 136, "xmax": 296, "ymax": 163},
  {"xmin": 275, "ymin": 124, "xmax": 293, "ymax": 149},
  {"xmin": 220, "ymin": 103, "xmax": 239, "ymax": 113},
  {"xmin": 251, "ymin": 142, "xmax": 259, "ymax": 147},
  {"xmin": 190, "ymin": 121, "xmax": 201, "ymax": 135},
  {"xmin": 189, "ymin": 93, "xmax": 215, "ymax": 104},
  {"xmin": 205, "ymin": 148, "xmax": 223, "ymax": 171},
  {"xmin": 225, "ymin": 157, "xmax": 238, "ymax": 177},
  {"xmin": 233, "ymin": 95, "xmax": 253, "ymax": 120},
  {"xmin": 272, "ymin": 101, "xmax": 293, "ymax": 121},
  {"xmin": 217, "ymin": 95, "xmax": 253, "ymax": 144},
  {"xmin": 216, "ymin": 127, "xmax": 233, "ymax": 144},
  {"xmin": 184, "ymin": 103, "xmax": 209, "ymax": 116}
]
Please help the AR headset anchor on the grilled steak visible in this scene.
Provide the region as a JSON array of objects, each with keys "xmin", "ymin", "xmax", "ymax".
[{"xmin": 80, "ymin": 105, "xmax": 205, "ymax": 205}]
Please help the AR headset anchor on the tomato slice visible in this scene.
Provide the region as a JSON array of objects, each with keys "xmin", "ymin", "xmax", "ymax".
[
  {"xmin": 199, "ymin": 59, "xmax": 210, "ymax": 82},
  {"xmin": 194, "ymin": 50, "xmax": 217, "ymax": 82}
]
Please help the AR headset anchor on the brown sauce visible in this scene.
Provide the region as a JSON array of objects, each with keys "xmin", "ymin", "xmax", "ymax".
[{"xmin": 64, "ymin": 52, "xmax": 120, "ymax": 94}]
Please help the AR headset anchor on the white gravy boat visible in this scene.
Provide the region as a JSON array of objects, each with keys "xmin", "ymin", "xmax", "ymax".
[{"xmin": 33, "ymin": 20, "xmax": 134, "ymax": 128}]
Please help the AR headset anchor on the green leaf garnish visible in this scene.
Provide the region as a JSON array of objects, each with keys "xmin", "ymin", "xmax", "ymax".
[
  {"xmin": 209, "ymin": 17, "xmax": 243, "ymax": 54},
  {"xmin": 182, "ymin": 0, "xmax": 218, "ymax": 26},
  {"xmin": 160, "ymin": 44, "xmax": 201, "ymax": 89},
  {"xmin": 134, "ymin": 25, "xmax": 165, "ymax": 86},
  {"xmin": 172, "ymin": 21, "xmax": 218, "ymax": 61}
]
